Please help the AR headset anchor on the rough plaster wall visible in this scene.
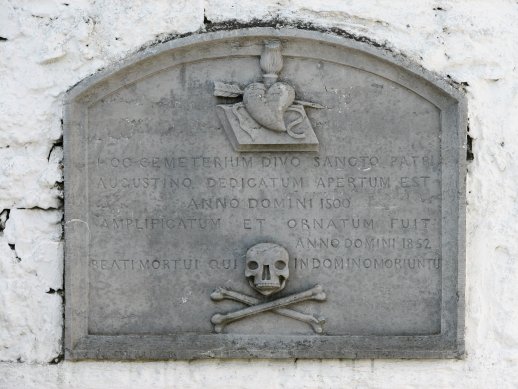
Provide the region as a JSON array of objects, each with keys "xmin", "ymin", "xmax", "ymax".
[{"xmin": 0, "ymin": 0, "xmax": 517, "ymax": 387}]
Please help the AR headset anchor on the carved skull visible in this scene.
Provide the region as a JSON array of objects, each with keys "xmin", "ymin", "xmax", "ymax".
[{"xmin": 245, "ymin": 243, "xmax": 289, "ymax": 296}]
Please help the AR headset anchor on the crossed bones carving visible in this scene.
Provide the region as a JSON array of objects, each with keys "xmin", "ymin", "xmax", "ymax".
[
  {"xmin": 211, "ymin": 284, "xmax": 326, "ymax": 333},
  {"xmin": 210, "ymin": 242, "xmax": 326, "ymax": 333}
]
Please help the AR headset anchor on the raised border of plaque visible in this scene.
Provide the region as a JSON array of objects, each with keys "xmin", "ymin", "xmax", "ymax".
[{"xmin": 64, "ymin": 27, "xmax": 466, "ymax": 360}]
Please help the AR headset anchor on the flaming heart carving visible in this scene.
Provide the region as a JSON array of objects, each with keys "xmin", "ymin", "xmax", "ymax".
[
  {"xmin": 243, "ymin": 82, "xmax": 295, "ymax": 132},
  {"xmin": 213, "ymin": 40, "xmax": 324, "ymax": 146}
]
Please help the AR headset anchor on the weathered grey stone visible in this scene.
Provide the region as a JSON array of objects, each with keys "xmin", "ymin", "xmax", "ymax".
[{"xmin": 64, "ymin": 28, "xmax": 466, "ymax": 360}]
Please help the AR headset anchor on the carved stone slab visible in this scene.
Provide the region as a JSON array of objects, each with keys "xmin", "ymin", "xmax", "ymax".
[{"xmin": 64, "ymin": 28, "xmax": 466, "ymax": 360}]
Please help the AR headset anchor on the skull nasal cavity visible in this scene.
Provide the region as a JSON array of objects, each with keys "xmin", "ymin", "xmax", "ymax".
[{"xmin": 262, "ymin": 265, "xmax": 271, "ymax": 280}]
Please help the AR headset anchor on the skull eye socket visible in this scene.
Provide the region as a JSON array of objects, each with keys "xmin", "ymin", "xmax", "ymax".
[
  {"xmin": 274, "ymin": 260, "xmax": 286, "ymax": 270},
  {"xmin": 247, "ymin": 261, "xmax": 259, "ymax": 270}
]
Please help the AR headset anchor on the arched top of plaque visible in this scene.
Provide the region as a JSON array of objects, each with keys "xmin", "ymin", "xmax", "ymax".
[{"xmin": 65, "ymin": 28, "xmax": 465, "ymax": 152}]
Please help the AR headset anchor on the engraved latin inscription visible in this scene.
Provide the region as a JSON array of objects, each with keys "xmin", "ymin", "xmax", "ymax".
[{"xmin": 90, "ymin": 153, "xmax": 442, "ymax": 278}]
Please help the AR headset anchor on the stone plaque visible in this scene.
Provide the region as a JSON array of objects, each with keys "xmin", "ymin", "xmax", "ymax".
[{"xmin": 64, "ymin": 28, "xmax": 466, "ymax": 360}]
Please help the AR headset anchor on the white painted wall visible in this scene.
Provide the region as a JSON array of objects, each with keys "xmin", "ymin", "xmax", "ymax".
[{"xmin": 1, "ymin": 0, "xmax": 517, "ymax": 387}]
